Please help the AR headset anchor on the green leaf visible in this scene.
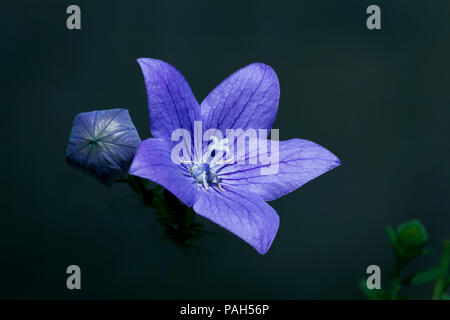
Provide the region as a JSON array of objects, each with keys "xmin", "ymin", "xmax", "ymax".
[
  {"xmin": 387, "ymin": 226, "xmax": 397, "ymax": 247},
  {"xmin": 441, "ymin": 293, "xmax": 450, "ymax": 300},
  {"xmin": 421, "ymin": 247, "xmax": 433, "ymax": 255},
  {"xmin": 408, "ymin": 266, "xmax": 443, "ymax": 286}
]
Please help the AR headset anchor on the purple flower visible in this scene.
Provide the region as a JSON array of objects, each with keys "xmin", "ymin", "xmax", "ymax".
[
  {"xmin": 66, "ymin": 108, "xmax": 141, "ymax": 186},
  {"xmin": 129, "ymin": 58, "xmax": 340, "ymax": 254}
]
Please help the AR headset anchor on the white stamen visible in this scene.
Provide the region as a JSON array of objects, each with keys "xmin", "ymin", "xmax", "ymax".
[
  {"xmin": 215, "ymin": 174, "xmax": 224, "ymax": 192},
  {"xmin": 202, "ymin": 172, "xmax": 209, "ymax": 190}
]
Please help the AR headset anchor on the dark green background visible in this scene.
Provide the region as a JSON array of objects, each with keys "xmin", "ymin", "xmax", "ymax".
[{"xmin": 2, "ymin": 0, "xmax": 450, "ymax": 299}]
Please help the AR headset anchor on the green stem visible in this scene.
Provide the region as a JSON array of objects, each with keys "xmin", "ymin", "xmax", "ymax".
[
  {"xmin": 390, "ymin": 261, "xmax": 404, "ymax": 300},
  {"xmin": 432, "ymin": 239, "xmax": 450, "ymax": 300}
]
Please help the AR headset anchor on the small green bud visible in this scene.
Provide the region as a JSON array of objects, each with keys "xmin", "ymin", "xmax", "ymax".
[
  {"xmin": 390, "ymin": 220, "xmax": 429, "ymax": 260},
  {"xmin": 397, "ymin": 220, "xmax": 428, "ymax": 248}
]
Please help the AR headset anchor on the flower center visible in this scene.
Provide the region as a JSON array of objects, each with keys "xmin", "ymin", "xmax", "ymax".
[
  {"xmin": 189, "ymin": 163, "xmax": 223, "ymax": 191},
  {"xmin": 181, "ymin": 136, "xmax": 229, "ymax": 191},
  {"xmin": 190, "ymin": 163, "xmax": 213, "ymax": 183},
  {"xmin": 88, "ymin": 137, "xmax": 100, "ymax": 145}
]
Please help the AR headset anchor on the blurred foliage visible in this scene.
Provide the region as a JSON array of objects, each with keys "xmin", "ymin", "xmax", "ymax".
[
  {"xmin": 362, "ymin": 219, "xmax": 450, "ymax": 300},
  {"xmin": 122, "ymin": 174, "xmax": 207, "ymax": 247}
]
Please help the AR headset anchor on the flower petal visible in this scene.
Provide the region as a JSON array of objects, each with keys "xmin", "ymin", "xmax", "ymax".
[
  {"xmin": 201, "ymin": 63, "xmax": 279, "ymax": 137},
  {"xmin": 129, "ymin": 138, "xmax": 198, "ymax": 206},
  {"xmin": 218, "ymin": 138, "xmax": 340, "ymax": 201},
  {"xmin": 137, "ymin": 58, "xmax": 201, "ymax": 140},
  {"xmin": 193, "ymin": 189, "xmax": 279, "ymax": 254},
  {"xmin": 66, "ymin": 109, "xmax": 141, "ymax": 186}
]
